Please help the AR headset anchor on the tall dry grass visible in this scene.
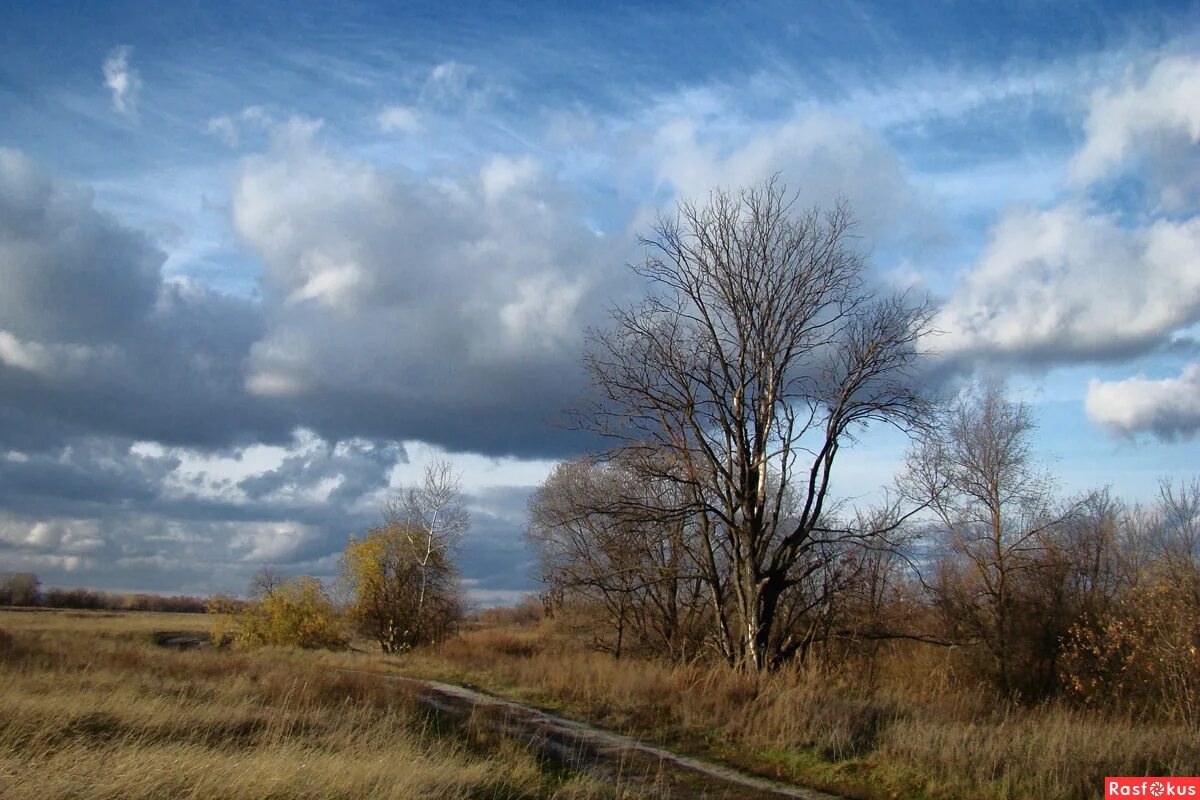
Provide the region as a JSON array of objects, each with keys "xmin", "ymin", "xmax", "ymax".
[
  {"xmin": 396, "ymin": 623, "xmax": 1200, "ymax": 800},
  {"xmin": 0, "ymin": 610, "xmax": 610, "ymax": 800}
]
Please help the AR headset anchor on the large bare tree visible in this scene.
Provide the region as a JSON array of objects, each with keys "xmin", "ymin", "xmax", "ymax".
[{"xmin": 579, "ymin": 179, "xmax": 935, "ymax": 669}]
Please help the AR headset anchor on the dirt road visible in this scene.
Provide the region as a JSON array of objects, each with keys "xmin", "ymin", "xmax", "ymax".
[{"xmin": 364, "ymin": 670, "xmax": 845, "ymax": 800}]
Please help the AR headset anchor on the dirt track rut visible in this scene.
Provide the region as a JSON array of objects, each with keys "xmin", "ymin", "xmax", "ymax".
[{"xmin": 352, "ymin": 669, "xmax": 845, "ymax": 799}]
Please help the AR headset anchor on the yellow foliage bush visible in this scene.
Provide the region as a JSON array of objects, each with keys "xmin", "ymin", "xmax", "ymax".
[
  {"xmin": 211, "ymin": 577, "xmax": 347, "ymax": 650},
  {"xmin": 1060, "ymin": 576, "xmax": 1200, "ymax": 726}
]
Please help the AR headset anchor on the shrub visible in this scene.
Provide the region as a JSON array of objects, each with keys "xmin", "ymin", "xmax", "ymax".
[
  {"xmin": 1060, "ymin": 576, "xmax": 1200, "ymax": 726},
  {"xmin": 216, "ymin": 577, "xmax": 348, "ymax": 650}
]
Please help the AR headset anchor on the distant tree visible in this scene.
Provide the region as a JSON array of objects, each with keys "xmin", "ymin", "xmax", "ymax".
[
  {"xmin": 0, "ymin": 572, "xmax": 40, "ymax": 606},
  {"xmin": 905, "ymin": 382, "xmax": 1078, "ymax": 695},
  {"xmin": 341, "ymin": 460, "xmax": 467, "ymax": 652},
  {"xmin": 341, "ymin": 522, "xmax": 463, "ymax": 652},
  {"xmin": 527, "ymin": 455, "xmax": 706, "ymax": 660},
  {"xmin": 248, "ymin": 566, "xmax": 287, "ymax": 600}
]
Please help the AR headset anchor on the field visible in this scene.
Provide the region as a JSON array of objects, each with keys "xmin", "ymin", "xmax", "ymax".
[
  {"xmin": 0, "ymin": 609, "xmax": 616, "ymax": 800},
  {"xmin": 389, "ymin": 619, "xmax": 1200, "ymax": 800},
  {"xmin": 3, "ymin": 608, "xmax": 1196, "ymax": 800}
]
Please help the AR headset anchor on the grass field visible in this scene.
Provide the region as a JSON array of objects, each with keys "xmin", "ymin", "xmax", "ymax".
[
  {"xmin": 386, "ymin": 621, "xmax": 1200, "ymax": 800},
  {"xmin": 0, "ymin": 609, "xmax": 615, "ymax": 800},
  {"xmin": 4, "ymin": 608, "xmax": 1195, "ymax": 800}
]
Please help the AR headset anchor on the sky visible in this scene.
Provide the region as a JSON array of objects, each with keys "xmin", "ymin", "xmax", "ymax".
[{"xmin": 1, "ymin": 0, "xmax": 1199, "ymax": 604}]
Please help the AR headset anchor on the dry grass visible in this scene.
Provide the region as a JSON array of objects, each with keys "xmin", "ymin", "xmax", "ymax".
[
  {"xmin": 0, "ymin": 610, "xmax": 611, "ymax": 800},
  {"xmin": 390, "ymin": 623, "xmax": 1200, "ymax": 800},
  {"xmin": 9, "ymin": 608, "xmax": 1187, "ymax": 800}
]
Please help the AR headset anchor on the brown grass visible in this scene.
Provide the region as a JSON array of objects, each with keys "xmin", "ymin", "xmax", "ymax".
[
  {"xmin": 389, "ymin": 622, "xmax": 1200, "ymax": 800},
  {"xmin": 0, "ymin": 611, "xmax": 613, "ymax": 800}
]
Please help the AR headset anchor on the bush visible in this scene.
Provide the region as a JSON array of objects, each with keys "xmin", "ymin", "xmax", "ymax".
[
  {"xmin": 214, "ymin": 577, "xmax": 347, "ymax": 650},
  {"xmin": 1060, "ymin": 576, "xmax": 1200, "ymax": 726}
]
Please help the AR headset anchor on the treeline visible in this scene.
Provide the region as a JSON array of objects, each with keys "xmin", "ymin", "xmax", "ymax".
[
  {"xmin": 0, "ymin": 572, "xmax": 210, "ymax": 613},
  {"xmin": 528, "ymin": 385, "xmax": 1200, "ymax": 724}
]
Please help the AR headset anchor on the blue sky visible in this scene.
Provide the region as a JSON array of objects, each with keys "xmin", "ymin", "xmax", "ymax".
[{"xmin": 0, "ymin": 1, "xmax": 1198, "ymax": 602}]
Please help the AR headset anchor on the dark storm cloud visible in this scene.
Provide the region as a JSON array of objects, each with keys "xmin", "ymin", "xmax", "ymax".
[
  {"xmin": 0, "ymin": 144, "xmax": 611, "ymax": 459},
  {"xmin": 459, "ymin": 485, "xmax": 539, "ymax": 595},
  {"xmin": 0, "ymin": 148, "xmax": 294, "ymax": 453}
]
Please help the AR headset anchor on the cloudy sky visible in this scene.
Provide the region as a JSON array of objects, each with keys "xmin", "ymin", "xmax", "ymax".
[{"xmin": 1, "ymin": 1, "xmax": 1198, "ymax": 603}]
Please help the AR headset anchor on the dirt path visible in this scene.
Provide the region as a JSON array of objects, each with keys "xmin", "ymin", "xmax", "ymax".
[{"xmin": 353, "ymin": 669, "xmax": 844, "ymax": 799}]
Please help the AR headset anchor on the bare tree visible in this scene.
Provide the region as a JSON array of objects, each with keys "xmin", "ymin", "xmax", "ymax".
[
  {"xmin": 904, "ymin": 382, "xmax": 1077, "ymax": 694},
  {"xmin": 248, "ymin": 566, "xmax": 286, "ymax": 600},
  {"xmin": 579, "ymin": 178, "xmax": 935, "ymax": 669},
  {"xmin": 527, "ymin": 456, "xmax": 707, "ymax": 659},
  {"xmin": 1155, "ymin": 477, "xmax": 1200, "ymax": 587}
]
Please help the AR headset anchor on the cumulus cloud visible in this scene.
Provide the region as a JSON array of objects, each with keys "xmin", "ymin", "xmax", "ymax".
[
  {"xmin": 932, "ymin": 52, "xmax": 1200, "ymax": 375},
  {"xmin": 0, "ymin": 139, "xmax": 607, "ymax": 597},
  {"xmin": 231, "ymin": 124, "xmax": 619, "ymax": 456},
  {"xmin": 933, "ymin": 208, "xmax": 1200, "ymax": 364},
  {"xmin": 1086, "ymin": 362, "xmax": 1200, "ymax": 440},
  {"xmin": 1070, "ymin": 55, "xmax": 1200, "ymax": 208},
  {"xmin": 102, "ymin": 45, "xmax": 141, "ymax": 117},
  {"xmin": 649, "ymin": 110, "xmax": 930, "ymax": 245},
  {"xmin": 0, "ymin": 147, "xmax": 280, "ymax": 451}
]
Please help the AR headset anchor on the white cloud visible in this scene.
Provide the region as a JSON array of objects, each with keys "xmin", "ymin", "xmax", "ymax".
[
  {"xmin": 229, "ymin": 123, "xmax": 618, "ymax": 451},
  {"xmin": 648, "ymin": 110, "xmax": 929, "ymax": 245},
  {"xmin": 0, "ymin": 331, "xmax": 109, "ymax": 379},
  {"xmin": 480, "ymin": 155, "xmax": 539, "ymax": 202},
  {"xmin": 1070, "ymin": 54, "xmax": 1200, "ymax": 207},
  {"xmin": 0, "ymin": 517, "xmax": 104, "ymax": 553},
  {"xmin": 102, "ymin": 45, "xmax": 142, "ymax": 117},
  {"xmin": 1086, "ymin": 362, "xmax": 1200, "ymax": 440},
  {"xmin": 419, "ymin": 61, "xmax": 502, "ymax": 110},
  {"xmin": 377, "ymin": 105, "xmax": 421, "ymax": 134},
  {"xmin": 232, "ymin": 522, "xmax": 321, "ymax": 562},
  {"xmin": 206, "ymin": 116, "xmax": 239, "ymax": 146},
  {"xmin": 933, "ymin": 208, "xmax": 1200, "ymax": 364}
]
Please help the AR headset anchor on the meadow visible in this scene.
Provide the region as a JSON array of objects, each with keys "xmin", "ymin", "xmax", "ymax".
[
  {"xmin": 389, "ymin": 617, "xmax": 1200, "ymax": 800},
  {"xmin": 2, "ymin": 606, "xmax": 1195, "ymax": 800},
  {"xmin": 0, "ymin": 609, "xmax": 615, "ymax": 800}
]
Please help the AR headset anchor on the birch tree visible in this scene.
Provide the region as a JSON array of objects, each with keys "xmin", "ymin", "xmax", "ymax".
[{"xmin": 342, "ymin": 459, "xmax": 467, "ymax": 652}]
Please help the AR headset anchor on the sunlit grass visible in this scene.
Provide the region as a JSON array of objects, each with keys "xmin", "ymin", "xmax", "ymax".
[
  {"xmin": 0, "ymin": 609, "xmax": 610, "ymax": 800},
  {"xmin": 386, "ymin": 621, "xmax": 1200, "ymax": 800}
]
